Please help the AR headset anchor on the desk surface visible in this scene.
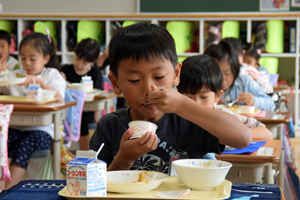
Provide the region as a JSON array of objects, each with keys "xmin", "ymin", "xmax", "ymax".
[
  {"xmin": 0, "ymin": 180, "xmax": 283, "ymax": 200},
  {"xmin": 94, "ymin": 92, "xmax": 117, "ymax": 100},
  {"xmin": 216, "ymin": 139, "xmax": 281, "ymax": 163},
  {"xmin": 273, "ymin": 85, "xmax": 290, "ymax": 93},
  {"xmin": 243, "ymin": 111, "xmax": 291, "ymax": 124},
  {"xmin": 11, "ymin": 101, "xmax": 77, "ymax": 112}
]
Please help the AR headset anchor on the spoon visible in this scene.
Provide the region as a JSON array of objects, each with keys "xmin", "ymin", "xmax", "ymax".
[{"xmin": 227, "ymin": 99, "xmax": 238, "ymax": 107}]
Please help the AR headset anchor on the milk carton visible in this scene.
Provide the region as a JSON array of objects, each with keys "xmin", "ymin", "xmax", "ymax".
[
  {"xmin": 66, "ymin": 150, "xmax": 106, "ymax": 197},
  {"xmin": 27, "ymin": 83, "xmax": 42, "ymax": 101},
  {"xmin": 81, "ymin": 76, "xmax": 93, "ymax": 92}
]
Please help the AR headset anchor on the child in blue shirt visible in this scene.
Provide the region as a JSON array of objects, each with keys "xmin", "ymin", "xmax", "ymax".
[
  {"xmin": 89, "ymin": 22, "xmax": 251, "ymax": 173},
  {"xmin": 204, "ymin": 40, "xmax": 275, "ymax": 111}
]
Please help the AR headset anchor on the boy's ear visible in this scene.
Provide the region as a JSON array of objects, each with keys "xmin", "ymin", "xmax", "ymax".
[
  {"xmin": 242, "ymin": 49, "xmax": 246, "ymax": 55},
  {"xmin": 215, "ymin": 90, "xmax": 224, "ymax": 103},
  {"xmin": 108, "ymin": 73, "xmax": 122, "ymax": 95},
  {"xmin": 173, "ymin": 62, "xmax": 182, "ymax": 86}
]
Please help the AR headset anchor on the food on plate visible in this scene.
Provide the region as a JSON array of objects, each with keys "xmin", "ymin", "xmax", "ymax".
[{"xmin": 16, "ymin": 73, "xmax": 25, "ymax": 78}]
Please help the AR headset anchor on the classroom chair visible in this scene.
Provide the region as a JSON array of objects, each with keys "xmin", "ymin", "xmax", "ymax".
[{"xmin": 23, "ymin": 90, "xmax": 84, "ymax": 179}]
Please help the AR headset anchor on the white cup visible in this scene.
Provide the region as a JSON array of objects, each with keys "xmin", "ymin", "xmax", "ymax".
[{"xmin": 128, "ymin": 120, "xmax": 158, "ymax": 139}]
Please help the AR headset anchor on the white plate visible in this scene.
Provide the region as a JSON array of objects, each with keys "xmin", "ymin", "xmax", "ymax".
[
  {"xmin": 0, "ymin": 77, "xmax": 27, "ymax": 86},
  {"xmin": 0, "ymin": 69, "xmax": 9, "ymax": 77},
  {"xmin": 107, "ymin": 170, "xmax": 168, "ymax": 193}
]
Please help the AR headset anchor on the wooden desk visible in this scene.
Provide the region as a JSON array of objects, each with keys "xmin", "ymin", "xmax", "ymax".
[
  {"xmin": 252, "ymin": 111, "xmax": 291, "ymax": 124},
  {"xmin": 83, "ymin": 92, "xmax": 117, "ymax": 113},
  {"xmin": 242, "ymin": 112, "xmax": 291, "ymax": 189},
  {"xmin": 0, "ymin": 179, "xmax": 285, "ymax": 200},
  {"xmin": 216, "ymin": 139, "xmax": 281, "ymax": 184},
  {"xmin": 9, "ymin": 101, "xmax": 77, "ymax": 179},
  {"xmin": 273, "ymin": 85, "xmax": 290, "ymax": 93}
]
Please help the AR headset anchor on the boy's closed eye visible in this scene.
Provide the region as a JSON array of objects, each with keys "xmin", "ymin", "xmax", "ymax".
[
  {"xmin": 154, "ymin": 75, "xmax": 166, "ymax": 80},
  {"xmin": 128, "ymin": 79, "xmax": 140, "ymax": 83}
]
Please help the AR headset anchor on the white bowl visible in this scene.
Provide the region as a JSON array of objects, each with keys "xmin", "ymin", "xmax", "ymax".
[
  {"xmin": 107, "ymin": 170, "xmax": 168, "ymax": 193},
  {"xmin": 172, "ymin": 159, "xmax": 232, "ymax": 191},
  {"xmin": 42, "ymin": 89, "xmax": 57, "ymax": 100},
  {"xmin": 239, "ymin": 105, "xmax": 255, "ymax": 114},
  {"xmin": 128, "ymin": 120, "xmax": 158, "ymax": 139},
  {"xmin": 70, "ymin": 83, "xmax": 93, "ymax": 92}
]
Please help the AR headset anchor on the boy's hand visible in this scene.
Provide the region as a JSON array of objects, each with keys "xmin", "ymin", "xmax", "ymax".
[
  {"xmin": 238, "ymin": 92, "xmax": 255, "ymax": 106},
  {"xmin": 0, "ymin": 56, "xmax": 7, "ymax": 73},
  {"xmin": 149, "ymin": 84, "xmax": 183, "ymax": 113},
  {"xmin": 117, "ymin": 128, "xmax": 158, "ymax": 163}
]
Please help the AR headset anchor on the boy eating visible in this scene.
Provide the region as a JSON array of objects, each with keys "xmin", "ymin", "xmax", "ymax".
[
  {"xmin": 89, "ymin": 22, "xmax": 251, "ymax": 173},
  {"xmin": 177, "ymin": 55, "xmax": 272, "ymax": 141}
]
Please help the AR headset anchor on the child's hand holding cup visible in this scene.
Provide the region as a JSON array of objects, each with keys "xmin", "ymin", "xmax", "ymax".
[{"xmin": 128, "ymin": 120, "xmax": 158, "ymax": 139}]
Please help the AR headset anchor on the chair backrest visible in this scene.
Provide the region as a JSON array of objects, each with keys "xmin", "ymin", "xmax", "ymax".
[{"xmin": 63, "ymin": 89, "xmax": 86, "ymax": 142}]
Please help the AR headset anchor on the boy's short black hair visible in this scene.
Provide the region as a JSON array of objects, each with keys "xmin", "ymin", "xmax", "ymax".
[
  {"xmin": 0, "ymin": 30, "xmax": 11, "ymax": 45},
  {"xmin": 177, "ymin": 54, "xmax": 223, "ymax": 94},
  {"xmin": 108, "ymin": 22, "xmax": 178, "ymax": 77},
  {"xmin": 75, "ymin": 38, "xmax": 100, "ymax": 63},
  {"xmin": 243, "ymin": 42, "xmax": 260, "ymax": 60},
  {"xmin": 223, "ymin": 37, "xmax": 243, "ymax": 55},
  {"xmin": 204, "ymin": 40, "xmax": 240, "ymax": 87}
]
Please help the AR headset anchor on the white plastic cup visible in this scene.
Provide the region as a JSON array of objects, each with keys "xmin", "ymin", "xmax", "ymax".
[{"xmin": 128, "ymin": 120, "xmax": 158, "ymax": 139}]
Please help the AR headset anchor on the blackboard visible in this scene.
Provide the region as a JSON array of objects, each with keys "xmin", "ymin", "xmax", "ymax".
[{"xmin": 140, "ymin": 0, "xmax": 300, "ymax": 12}]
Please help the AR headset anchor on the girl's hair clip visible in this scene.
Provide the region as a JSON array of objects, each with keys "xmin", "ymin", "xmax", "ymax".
[
  {"xmin": 44, "ymin": 28, "xmax": 52, "ymax": 43},
  {"xmin": 257, "ymin": 49, "xmax": 261, "ymax": 55}
]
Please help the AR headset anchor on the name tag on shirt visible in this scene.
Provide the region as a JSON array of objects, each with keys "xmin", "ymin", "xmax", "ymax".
[{"xmin": 256, "ymin": 147, "xmax": 274, "ymax": 156}]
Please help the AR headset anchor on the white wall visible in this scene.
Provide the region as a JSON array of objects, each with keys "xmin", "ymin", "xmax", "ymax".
[{"xmin": 0, "ymin": 0, "xmax": 137, "ymax": 14}]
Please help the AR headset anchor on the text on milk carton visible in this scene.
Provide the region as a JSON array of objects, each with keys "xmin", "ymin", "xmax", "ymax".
[{"xmin": 66, "ymin": 150, "xmax": 106, "ymax": 197}]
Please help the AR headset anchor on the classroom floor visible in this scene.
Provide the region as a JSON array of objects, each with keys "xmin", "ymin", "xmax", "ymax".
[{"xmin": 290, "ymin": 137, "xmax": 300, "ymax": 178}]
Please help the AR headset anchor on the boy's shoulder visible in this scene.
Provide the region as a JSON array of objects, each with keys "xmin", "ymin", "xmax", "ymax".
[
  {"xmin": 98, "ymin": 108, "xmax": 130, "ymax": 126},
  {"xmin": 60, "ymin": 64, "xmax": 74, "ymax": 71}
]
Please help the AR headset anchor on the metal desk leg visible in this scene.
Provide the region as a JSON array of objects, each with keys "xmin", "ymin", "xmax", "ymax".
[
  {"xmin": 53, "ymin": 112, "xmax": 61, "ymax": 179},
  {"xmin": 277, "ymin": 124, "xmax": 284, "ymax": 189},
  {"xmin": 265, "ymin": 163, "xmax": 273, "ymax": 184}
]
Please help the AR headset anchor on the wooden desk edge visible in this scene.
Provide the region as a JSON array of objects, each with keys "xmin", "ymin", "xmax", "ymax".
[
  {"xmin": 11, "ymin": 101, "xmax": 77, "ymax": 112},
  {"xmin": 216, "ymin": 139, "xmax": 281, "ymax": 163},
  {"xmin": 94, "ymin": 92, "xmax": 117, "ymax": 100},
  {"xmin": 256, "ymin": 112, "xmax": 292, "ymax": 124}
]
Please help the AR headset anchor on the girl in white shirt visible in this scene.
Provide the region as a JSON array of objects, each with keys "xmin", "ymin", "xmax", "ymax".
[{"xmin": 0, "ymin": 32, "xmax": 66, "ymax": 189}]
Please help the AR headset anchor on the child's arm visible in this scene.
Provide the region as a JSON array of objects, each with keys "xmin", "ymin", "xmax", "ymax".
[
  {"xmin": 149, "ymin": 85, "xmax": 251, "ymax": 148},
  {"xmin": 251, "ymin": 126, "xmax": 273, "ymax": 140},
  {"xmin": 107, "ymin": 128, "xmax": 158, "ymax": 171},
  {"xmin": 238, "ymin": 76, "xmax": 275, "ymax": 111},
  {"xmin": 217, "ymin": 106, "xmax": 273, "ymax": 140},
  {"xmin": 21, "ymin": 75, "xmax": 64, "ymax": 102}
]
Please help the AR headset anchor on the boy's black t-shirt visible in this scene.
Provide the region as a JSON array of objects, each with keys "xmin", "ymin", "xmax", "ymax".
[
  {"xmin": 60, "ymin": 64, "xmax": 103, "ymax": 90},
  {"xmin": 89, "ymin": 108, "xmax": 225, "ymax": 174}
]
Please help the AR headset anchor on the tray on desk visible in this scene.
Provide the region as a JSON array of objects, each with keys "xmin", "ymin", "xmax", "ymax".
[
  {"xmin": 0, "ymin": 95, "xmax": 57, "ymax": 104},
  {"xmin": 58, "ymin": 177, "xmax": 231, "ymax": 199}
]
